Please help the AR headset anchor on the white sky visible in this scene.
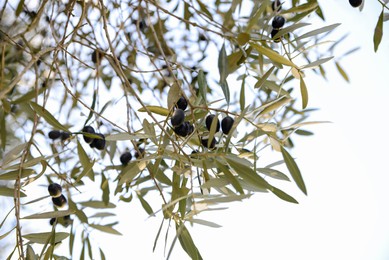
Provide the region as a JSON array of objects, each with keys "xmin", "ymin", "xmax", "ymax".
[{"xmin": 97, "ymin": 1, "xmax": 389, "ymax": 260}]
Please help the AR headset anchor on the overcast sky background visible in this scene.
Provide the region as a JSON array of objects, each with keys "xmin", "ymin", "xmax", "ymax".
[{"xmin": 96, "ymin": 1, "xmax": 389, "ymax": 260}]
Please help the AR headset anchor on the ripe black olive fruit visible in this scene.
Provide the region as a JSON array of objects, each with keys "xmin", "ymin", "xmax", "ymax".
[
  {"xmin": 205, "ymin": 114, "xmax": 220, "ymax": 132},
  {"xmin": 221, "ymin": 116, "xmax": 234, "ymax": 135},
  {"xmin": 175, "ymin": 96, "xmax": 188, "ymax": 110},
  {"xmin": 135, "ymin": 148, "xmax": 145, "ymax": 159},
  {"xmin": 272, "ymin": 16, "xmax": 285, "ymax": 29},
  {"xmin": 48, "ymin": 183, "xmax": 62, "ymax": 197},
  {"xmin": 199, "ymin": 34, "xmax": 207, "ymax": 41},
  {"xmin": 171, "ymin": 109, "xmax": 185, "ymax": 127},
  {"xmin": 201, "ymin": 137, "xmax": 216, "ymax": 149},
  {"xmin": 52, "ymin": 194, "xmax": 67, "ymax": 208},
  {"xmin": 271, "ymin": 0, "xmax": 282, "ymax": 11},
  {"xmin": 174, "ymin": 121, "xmax": 193, "ymax": 137},
  {"xmin": 174, "ymin": 123, "xmax": 188, "ymax": 137},
  {"xmin": 91, "ymin": 49, "xmax": 103, "ymax": 64},
  {"xmin": 60, "ymin": 132, "xmax": 71, "ymax": 141},
  {"xmin": 90, "ymin": 133, "xmax": 105, "ymax": 150},
  {"xmin": 349, "ymin": 0, "xmax": 362, "ymax": 7},
  {"xmin": 48, "ymin": 130, "xmax": 61, "ymax": 140},
  {"xmin": 49, "ymin": 218, "xmax": 56, "ymax": 225},
  {"xmin": 82, "ymin": 125, "xmax": 95, "ymax": 144},
  {"xmin": 187, "ymin": 123, "xmax": 194, "ymax": 136},
  {"xmin": 271, "ymin": 29, "xmax": 281, "ymax": 42},
  {"xmin": 120, "ymin": 152, "xmax": 132, "ymax": 165}
]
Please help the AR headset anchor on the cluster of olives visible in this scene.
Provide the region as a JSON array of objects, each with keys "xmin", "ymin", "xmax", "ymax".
[
  {"xmin": 349, "ymin": 0, "xmax": 362, "ymax": 7},
  {"xmin": 170, "ymin": 96, "xmax": 194, "ymax": 137},
  {"xmin": 48, "ymin": 183, "xmax": 67, "ymax": 208},
  {"xmin": 205, "ymin": 114, "xmax": 234, "ymax": 135},
  {"xmin": 48, "ymin": 130, "xmax": 71, "ymax": 141},
  {"xmin": 271, "ymin": 15, "xmax": 286, "ymax": 42},
  {"xmin": 48, "ymin": 183, "xmax": 72, "ymax": 227},
  {"xmin": 201, "ymin": 114, "xmax": 235, "ymax": 149},
  {"xmin": 119, "ymin": 148, "xmax": 145, "ymax": 165},
  {"xmin": 82, "ymin": 125, "xmax": 106, "ymax": 150},
  {"xmin": 50, "ymin": 214, "xmax": 71, "ymax": 227}
]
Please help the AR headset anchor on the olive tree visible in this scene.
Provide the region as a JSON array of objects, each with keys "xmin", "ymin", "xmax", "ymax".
[{"xmin": 0, "ymin": 0, "xmax": 387, "ymax": 259}]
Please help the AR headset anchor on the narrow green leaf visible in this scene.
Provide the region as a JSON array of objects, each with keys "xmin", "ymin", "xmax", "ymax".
[
  {"xmin": 300, "ymin": 76, "xmax": 308, "ymax": 109},
  {"xmin": 201, "ymin": 178, "xmax": 229, "ymax": 189},
  {"xmin": 80, "ymin": 243, "xmax": 85, "ymax": 260},
  {"xmin": 0, "ymin": 169, "xmax": 35, "ymax": 180},
  {"xmin": 225, "ymin": 155, "xmax": 271, "ymax": 190},
  {"xmin": 254, "ymin": 66, "xmax": 275, "ymax": 89},
  {"xmin": 250, "ymin": 42, "xmax": 294, "ymax": 67},
  {"xmin": 218, "ymin": 44, "xmax": 230, "ymax": 104},
  {"xmin": 176, "ymin": 222, "xmax": 203, "ymax": 260},
  {"xmin": 335, "ymin": 62, "xmax": 349, "ymax": 82},
  {"xmin": 374, "ymin": 10, "xmax": 384, "ymax": 52},
  {"xmin": 138, "ymin": 106, "xmax": 169, "ymax": 116},
  {"xmin": 118, "ymin": 160, "xmax": 148, "ymax": 185},
  {"xmin": 186, "ymin": 218, "xmax": 222, "ymax": 228},
  {"xmin": 76, "ymin": 140, "xmax": 94, "ymax": 182},
  {"xmin": 11, "ymin": 87, "xmax": 46, "ymax": 105},
  {"xmin": 89, "ymin": 212, "xmax": 116, "ymax": 218},
  {"xmin": 258, "ymin": 96, "xmax": 291, "ymax": 115},
  {"xmin": 257, "ymin": 168, "xmax": 290, "ymax": 181},
  {"xmin": 0, "ymin": 226, "xmax": 15, "ymax": 240},
  {"xmin": 89, "ymin": 224, "xmax": 122, "ymax": 235},
  {"xmin": 26, "ymin": 245, "xmax": 36, "ymax": 260},
  {"xmin": 0, "ymin": 207, "xmax": 14, "ymax": 230},
  {"xmin": 196, "ymin": 0, "xmax": 212, "ymax": 18},
  {"xmin": 0, "ymin": 110, "xmax": 6, "ymax": 150},
  {"xmin": 85, "ymin": 90, "xmax": 97, "ymax": 126},
  {"xmin": 283, "ymin": 1, "xmax": 318, "ymax": 13},
  {"xmin": 22, "ymin": 209, "xmax": 74, "ymax": 219},
  {"xmin": 270, "ymin": 185, "xmax": 298, "ymax": 203},
  {"xmin": 30, "ymin": 102, "xmax": 68, "ymax": 132},
  {"xmin": 227, "ymin": 50, "xmax": 243, "ymax": 74},
  {"xmin": 198, "ymin": 194, "xmax": 251, "ymax": 204},
  {"xmin": 300, "ymin": 56, "xmax": 334, "ymax": 69},
  {"xmin": 143, "ymin": 119, "xmax": 157, "ymax": 144},
  {"xmin": 245, "ymin": 1, "xmax": 268, "ymax": 32},
  {"xmin": 197, "ymin": 70, "xmax": 207, "ymax": 102},
  {"xmin": 105, "ymin": 132, "xmax": 150, "ymax": 141},
  {"xmin": 280, "ymin": 146, "xmax": 307, "ymax": 195},
  {"xmin": 220, "ymin": 81, "xmax": 230, "ymax": 105},
  {"xmin": 295, "ymin": 23, "xmax": 340, "ymax": 42},
  {"xmin": 239, "ymin": 76, "xmax": 245, "ymax": 111},
  {"xmin": 295, "ymin": 129, "xmax": 314, "ymax": 136},
  {"xmin": 101, "ymin": 172, "xmax": 110, "ymax": 206},
  {"xmin": 0, "ymin": 186, "xmax": 26, "ymax": 197},
  {"xmin": 167, "ymin": 82, "xmax": 181, "ymax": 110},
  {"xmin": 15, "ymin": 0, "xmax": 25, "ymax": 16},
  {"xmin": 218, "ymin": 43, "xmax": 228, "ymax": 81},
  {"xmin": 138, "ymin": 194, "xmax": 154, "ymax": 216},
  {"xmin": 272, "ymin": 23, "xmax": 311, "ymax": 38},
  {"xmin": 215, "ymin": 160, "xmax": 244, "ymax": 194},
  {"xmin": 153, "ymin": 218, "xmax": 164, "ymax": 252},
  {"xmin": 79, "ymin": 201, "xmax": 116, "ymax": 209},
  {"xmin": 237, "ymin": 32, "xmax": 250, "ymax": 45},
  {"xmin": 68, "ymin": 199, "xmax": 88, "ymax": 224},
  {"xmin": 1, "ymin": 143, "xmax": 26, "ymax": 167},
  {"xmin": 23, "ymin": 232, "xmax": 69, "ymax": 244},
  {"xmin": 99, "ymin": 248, "xmax": 106, "ymax": 260}
]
